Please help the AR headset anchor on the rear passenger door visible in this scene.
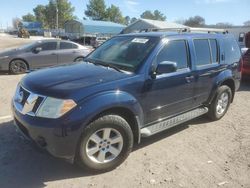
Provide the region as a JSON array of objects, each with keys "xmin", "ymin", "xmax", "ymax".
[
  {"xmin": 143, "ymin": 39, "xmax": 196, "ymax": 124},
  {"xmin": 192, "ymin": 38, "xmax": 221, "ymax": 107},
  {"xmin": 57, "ymin": 42, "xmax": 80, "ymax": 64}
]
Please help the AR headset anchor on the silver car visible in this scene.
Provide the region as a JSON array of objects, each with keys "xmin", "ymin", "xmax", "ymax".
[{"xmin": 0, "ymin": 39, "xmax": 92, "ymax": 74}]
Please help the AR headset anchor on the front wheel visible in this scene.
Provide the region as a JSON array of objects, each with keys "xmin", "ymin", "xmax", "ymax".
[
  {"xmin": 75, "ymin": 115, "xmax": 133, "ymax": 172},
  {"xmin": 207, "ymin": 85, "xmax": 232, "ymax": 120},
  {"xmin": 9, "ymin": 60, "xmax": 28, "ymax": 74}
]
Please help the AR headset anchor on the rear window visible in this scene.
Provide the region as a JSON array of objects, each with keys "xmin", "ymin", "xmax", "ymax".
[{"xmin": 223, "ymin": 37, "xmax": 241, "ymax": 63}]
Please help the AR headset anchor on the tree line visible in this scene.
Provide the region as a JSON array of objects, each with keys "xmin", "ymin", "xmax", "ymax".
[{"xmin": 15, "ymin": 0, "xmax": 250, "ymax": 29}]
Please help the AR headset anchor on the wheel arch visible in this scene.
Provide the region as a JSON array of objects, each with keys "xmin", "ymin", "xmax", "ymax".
[
  {"xmin": 89, "ymin": 106, "xmax": 141, "ymax": 144},
  {"xmin": 9, "ymin": 58, "xmax": 30, "ymax": 70},
  {"xmin": 74, "ymin": 56, "xmax": 85, "ymax": 62}
]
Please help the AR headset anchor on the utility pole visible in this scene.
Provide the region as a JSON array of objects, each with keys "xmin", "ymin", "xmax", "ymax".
[
  {"xmin": 56, "ymin": 6, "xmax": 59, "ymax": 30},
  {"xmin": 56, "ymin": 0, "xmax": 59, "ymax": 37}
]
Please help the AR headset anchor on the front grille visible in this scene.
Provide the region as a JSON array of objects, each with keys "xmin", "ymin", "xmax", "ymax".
[
  {"xmin": 20, "ymin": 86, "xmax": 30, "ymax": 106},
  {"xmin": 32, "ymin": 96, "xmax": 44, "ymax": 113},
  {"xmin": 14, "ymin": 86, "xmax": 45, "ymax": 116}
]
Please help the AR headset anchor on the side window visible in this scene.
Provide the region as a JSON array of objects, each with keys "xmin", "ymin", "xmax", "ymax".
[
  {"xmin": 223, "ymin": 37, "xmax": 241, "ymax": 63},
  {"xmin": 38, "ymin": 42, "xmax": 57, "ymax": 51},
  {"xmin": 194, "ymin": 39, "xmax": 211, "ymax": 66},
  {"xmin": 209, "ymin": 39, "xmax": 218, "ymax": 63},
  {"xmin": 157, "ymin": 40, "xmax": 188, "ymax": 69},
  {"xmin": 60, "ymin": 42, "xmax": 78, "ymax": 49}
]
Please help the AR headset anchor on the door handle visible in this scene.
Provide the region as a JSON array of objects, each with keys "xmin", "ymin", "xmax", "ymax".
[
  {"xmin": 51, "ymin": 53, "xmax": 57, "ymax": 55},
  {"xmin": 185, "ymin": 75, "xmax": 194, "ymax": 83}
]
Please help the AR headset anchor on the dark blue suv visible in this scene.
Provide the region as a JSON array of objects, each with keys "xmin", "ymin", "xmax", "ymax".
[{"xmin": 12, "ymin": 32, "xmax": 242, "ymax": 171}]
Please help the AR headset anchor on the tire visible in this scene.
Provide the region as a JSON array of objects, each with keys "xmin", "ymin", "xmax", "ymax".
[
  {"xmin": 74, "ymin": 57, "xmax": 84, "ymax": 62},
  {"xmin": 207, "ymin": 85, "xmax": 232, "ymax": 120},
  {"xmin": 76, "ymin": 115, "xmax": 133, "ymax": 172},
  {"xmin": 9, "ymin": 60, "xmax": 28, "ymax": 74}
]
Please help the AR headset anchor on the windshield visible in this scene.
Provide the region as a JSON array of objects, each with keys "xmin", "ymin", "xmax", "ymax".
[
  {"xmin": 86, "ymin": 36, "xmax": 159, "ymax": 72},
  {"xmin": 18, "ymin": 41, "xmax": 40, "ymax": 50}
]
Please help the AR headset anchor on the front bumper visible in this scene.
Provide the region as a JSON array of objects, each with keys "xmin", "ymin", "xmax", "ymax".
[{"xmin": 12, "ymin": 101, "xmax": 81, "ymax": 162}]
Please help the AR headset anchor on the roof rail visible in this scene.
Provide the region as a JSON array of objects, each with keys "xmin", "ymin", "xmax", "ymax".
[
  {"xmin": 139, "ymin": 27, "xmax": 229, "ymax": 34},
  {"xmin": 139, "ymin": 27, "xmax": 190, "ymax": 33},
  {"xmin": 189, "ymin": 27, "xmax": 228, "ymax": 34}
]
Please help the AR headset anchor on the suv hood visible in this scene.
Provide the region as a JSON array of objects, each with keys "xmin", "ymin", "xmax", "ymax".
[{"xmin": 21, "ymin": 62, "xmax": 131, "ymax": 98}]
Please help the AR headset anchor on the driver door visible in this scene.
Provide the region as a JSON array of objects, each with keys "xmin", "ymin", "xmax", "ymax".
[{"xmin": 25, "ymin": 41, "xmax": 58, "ymax": 69}]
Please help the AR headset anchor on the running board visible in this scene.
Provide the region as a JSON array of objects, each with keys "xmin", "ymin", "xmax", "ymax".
[{"xmin": 141, "ymin": 107, "xmax": 208, "ymax": 137}]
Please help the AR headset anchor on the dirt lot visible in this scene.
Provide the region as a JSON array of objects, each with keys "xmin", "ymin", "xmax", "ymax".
[{"xmin": 0, "ymin": 35, "xmax": 250, "ymax": 188}]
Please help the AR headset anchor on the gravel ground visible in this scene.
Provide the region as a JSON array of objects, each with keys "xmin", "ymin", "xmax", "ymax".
[{"xmin": 0, "ymin": 35, "xmax": 250, "ymax": 188}]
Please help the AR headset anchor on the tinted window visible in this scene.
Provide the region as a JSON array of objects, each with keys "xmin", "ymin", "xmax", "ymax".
[
  {"xmin": 38, "ymin": 42, "xmax": 57, "ymax": 51},
  {"xmin": 194, "ymin": 39, "xmax": 211, "ymax": 66},
  {"xmin": 60, "ymin": 42, "xmax": 78, "ymax": 49},
  {"xmin": 224, "ymin": 37, "xmax": 241, "ymax": 63},
  {"xmin": 209, "ymin": 39, "xmax": 218, "ymax": 63},
  {"xmin": 157, "ymin": 40, "xmax": 188, "ymax": 69}
]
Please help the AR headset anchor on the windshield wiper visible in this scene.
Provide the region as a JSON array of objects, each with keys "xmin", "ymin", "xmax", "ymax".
[{"xmin": 86, "ymin": 58, "xmax": 123, "ymax": 73}]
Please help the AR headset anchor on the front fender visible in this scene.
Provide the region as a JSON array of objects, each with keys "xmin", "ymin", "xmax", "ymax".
[{"xmin": 66, "ymin": 90, "xmax": 144, "ymax": 132}]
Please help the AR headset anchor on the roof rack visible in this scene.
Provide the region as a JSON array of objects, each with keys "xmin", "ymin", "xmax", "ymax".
[
  {"xmin": 140, "ymin": 27, "xmax": 229, "ymax": 34},
  {"xmin": 190, "ymin": 27, "xmax": 228, "ymax": 34},
  {"xmin": 139, "ymin": 27, "xmax": 190, "ymax": 33}
]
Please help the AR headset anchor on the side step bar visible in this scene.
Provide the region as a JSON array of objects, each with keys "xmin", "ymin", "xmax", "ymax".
[{"xmin": 141, "ymin": 107, "xmax": 208, "ymax": 137}]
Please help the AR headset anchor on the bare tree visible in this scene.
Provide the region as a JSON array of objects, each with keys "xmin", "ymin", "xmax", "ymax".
[{"xmin": 12, "ymin": 17, "xmax": 22, "ymax": 29}]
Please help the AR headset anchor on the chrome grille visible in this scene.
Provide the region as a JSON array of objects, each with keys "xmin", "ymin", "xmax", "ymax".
[{"xmin": 13, "ymin": 85, "xmax": 45, "ymax": 116}]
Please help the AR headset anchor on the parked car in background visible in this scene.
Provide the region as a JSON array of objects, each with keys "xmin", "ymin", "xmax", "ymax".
[
  {"xmin": 12, "ymin": 32, "xmax": 241, "ymax": 172},
  {"xmin": 242, "ymin": 48, "xmax": 250, "ymax": 77},
  {"xmin": 0, "ymin": 39, "xmax": 92, "ymax": 74}
]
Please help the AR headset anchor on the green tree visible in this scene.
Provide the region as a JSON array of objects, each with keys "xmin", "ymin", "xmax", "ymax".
[
  {"xmin": 22, "ymin": 13, "xmax": 36, "ymax": 22},
  {"xmin": 44, "ymin": 0, "xmax": 75, "ymax": 29},
  {"xmin": 140, "ymin": 10, "xmax": 166, "ymax": 21},
  {"xmin": 184, "ymin": 16, "xmax": 205, "ymax": 27},
  {"xmin": 33, "ymin": 5, "xmax": 46, "ymax": 27},
  {"xmin": 85, "ymin": 0, "xmax": 107, "ymax": 20},
  {"xmin": 106, "ymin": 5, "xmax": 125, "ymax": 24}
]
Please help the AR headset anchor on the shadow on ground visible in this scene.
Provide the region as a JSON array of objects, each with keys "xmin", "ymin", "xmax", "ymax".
[{"xmin": 0, "ymin": 116, "xmax": 210, "ymax": 188}]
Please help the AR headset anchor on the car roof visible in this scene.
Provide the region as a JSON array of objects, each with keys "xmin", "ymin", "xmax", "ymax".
[
  {"xmin": 118, "ymin": 32, "xmax": 232, "ymax": 39},
  {"xmin": 36, "ymin": 39, "xmax": 77, "ymax": 43}
]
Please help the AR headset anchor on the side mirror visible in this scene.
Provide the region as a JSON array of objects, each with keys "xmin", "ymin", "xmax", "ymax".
[
  {"xmin": 33, "ymin": 47, "xmax": 42, "ymax": 53},
  {"xmin": 155, "ymin": 61, "xmax": 177, "ymax": 75}
]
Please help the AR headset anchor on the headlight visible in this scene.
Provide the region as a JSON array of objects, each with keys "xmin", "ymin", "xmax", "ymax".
[{"xmin": 36, "ymin": 97, "xmax": 76, "ymax": 118}]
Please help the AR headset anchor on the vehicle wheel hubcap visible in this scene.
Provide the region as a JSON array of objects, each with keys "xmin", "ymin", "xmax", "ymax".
[
  {"xmin": 85, "ymin": 128, "xmax": 123, "ymax": 164},
  {"xmin": 11, "ymin": 61, "xmax": 27, "ymax": 73},
  {"xmin": 216, "ymin": 92, "xmax": 229, "ymax": 115}
]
